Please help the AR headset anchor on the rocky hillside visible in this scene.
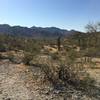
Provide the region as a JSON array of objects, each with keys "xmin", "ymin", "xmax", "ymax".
[{"xmin": 0, "ymin": 24, "xmax": 80, "ymax": 38}]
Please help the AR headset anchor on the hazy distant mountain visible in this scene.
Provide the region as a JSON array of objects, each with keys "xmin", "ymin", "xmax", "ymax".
[{"xmin": 0, "ymin": 24, "xmax": 81, "ymax": 38}]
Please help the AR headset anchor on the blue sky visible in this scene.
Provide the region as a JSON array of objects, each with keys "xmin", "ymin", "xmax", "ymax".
[{"xmin": 0, "ymin": 0, "xmax": 100, "ymax": 31}]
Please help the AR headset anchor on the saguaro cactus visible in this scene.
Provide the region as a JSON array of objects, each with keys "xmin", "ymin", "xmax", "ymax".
[{"xmin": 57, "ymin": 36, "xmax": 61, "ymax": 51}]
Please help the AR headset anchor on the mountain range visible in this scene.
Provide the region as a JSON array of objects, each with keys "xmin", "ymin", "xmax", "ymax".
[{"xmin": 0, "ymin": 24, "xmax": 82, "ymax": 38}]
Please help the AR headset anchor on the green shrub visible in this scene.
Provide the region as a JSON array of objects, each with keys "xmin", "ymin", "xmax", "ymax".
[
  {"xmin": 0, "ymin": 53, "xmax": 3, "ymax": 59},
  {"xmin": 38, "ymin": 50, "xmax": 95, "ymax": 89},
  {"xmin": 23, "ymin": 52, "xmax": 34, "ymax": 65},
  {"xmin": 7, "ymin": 52, "xmax": 15, "ymax": 61},
  {"xmin": 50, "ymin": 52, "xmax": 59, "ymax": 60},
  {"xmin": 0, "ymin": 44, "xmax": 7, "ymax": 52}
]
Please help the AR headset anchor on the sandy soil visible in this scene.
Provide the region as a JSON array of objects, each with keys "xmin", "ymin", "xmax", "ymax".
[
  {"xmin": 0, "ymin": 59, "xmax": 52, "ymax": 100},
  {"xmin": 0, "ymin": 59, "xmax": 100, "ymax": 100}
]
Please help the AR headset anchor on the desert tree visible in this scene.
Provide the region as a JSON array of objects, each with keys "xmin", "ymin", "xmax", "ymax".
[
  {"xmin": 85, "ymin": 22, "xmax": 99, "ymax": 33},
  {"xmin": 85, "ymin": 22, "xmax": 100, "ymax": 47},
  {"xmin": 84, "ymin": 22, "xmax": 100, "ymax": 62}
]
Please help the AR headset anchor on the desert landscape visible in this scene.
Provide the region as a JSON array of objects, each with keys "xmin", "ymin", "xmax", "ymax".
[{"xmin": 0, "ymin": 0, "xmax": 100, "ymax": 99}]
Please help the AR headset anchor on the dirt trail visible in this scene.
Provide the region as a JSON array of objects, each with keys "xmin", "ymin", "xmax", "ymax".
[
  {"xmin": 0, "ymin": 60, "xmax": 34, "ymax": 100},
  {"xmin": 0, "ymin": 60, "xmax": 53, "ymax": 100}
]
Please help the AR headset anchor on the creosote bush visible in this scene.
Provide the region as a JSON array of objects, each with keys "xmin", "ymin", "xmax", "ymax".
[
  {"xmin": 0, "ymin": 53, "xmax": 3, "ymax": 59},
  {"xmin": 0, "ymin": 44, "xmax": 8, "ymax": 52},
  {"xmin": 38, "ymin": 50, "xmax": 95, "ymax": 89},
  {"xmin": 23, "ymin": 52, "xmax": 34, "ymax": 65}
]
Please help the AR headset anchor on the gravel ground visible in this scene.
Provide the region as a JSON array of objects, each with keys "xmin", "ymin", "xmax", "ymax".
[
  {"xmin": 0, "ymin": 59, "xmax": 62, "ymax": 100},
  {"xmin": 0, "ymin": 59, "xmax": 100, "ymax": 100},
  {"xmin": 0, "ymin": 60, "xmax": 34, "ymax": 100}
]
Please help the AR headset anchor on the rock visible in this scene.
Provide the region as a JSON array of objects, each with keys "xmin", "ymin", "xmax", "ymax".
[
  {"xmin": 10, "ymin": 56, "xmax": 23, "ymax": 64},
  {"xmin": 53, "ymin": 89, "xmax": 61, "ymax": 94},
  {"xmin": 0, "ymin": 90, "xmax": 2, "ymax": 94},
  {"xmin": 5, "ymin": 98, "xmax": 11, "ymax": 100}
]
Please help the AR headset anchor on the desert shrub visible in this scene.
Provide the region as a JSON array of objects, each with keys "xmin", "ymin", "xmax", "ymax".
[
  {"xmin": 0, "ymin": 53, "xmax": 3, "ymax": 59},
  {"xmin": 58, "ymin": 63, "xmax": 95, "ymax": 88},
  {"xmin": 50, "ymin": 52, "xmax": 59, "ymax": 60},
  {"xmin": 0, "ymin": 44, "xmax": 7, "ymax": 52},
  {"xmin": 38, "ymin": 49, "xmax": 95, "ymax": 90},
  {"xmin": 23, "ymin": 52, "xmax": 34, "ymax": 65},
  {"xmin": 59, "ymin": 51, "xmax": 96, "ymax": 87},
  {"xmin": 7, "ymin": 52, "xmax": 14, "ymax": 61},
  {"xmin": 6, "ymin": 51, "xmax": 24, "ymax": 64},
  {"xmin": 24, "ymin": 39, "xmax": 41, "ymax": 54},
  {"xmin": 30, "ymin": 55, "xmax": 60, "ymax": 85},
  {"xmin": 80, "ymin": 75, "xmax": 95, "ymax": 87}
]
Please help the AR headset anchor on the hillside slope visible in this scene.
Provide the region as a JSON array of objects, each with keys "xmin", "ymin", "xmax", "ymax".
[{"xmin": 0, "ymin": 24, "xmax": 80, "ymax": 38}]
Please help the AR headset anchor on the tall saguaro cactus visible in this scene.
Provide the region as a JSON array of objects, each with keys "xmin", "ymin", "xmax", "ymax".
[{"xmin": 57, "ymin": 36, "xmax": 61, "ymax": 51}]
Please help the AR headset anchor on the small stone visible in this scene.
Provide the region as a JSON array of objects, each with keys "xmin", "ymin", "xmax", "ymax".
[
  {"xmin": 5, "ymin": 98, "xmax": 11, "ymax": 100},
  {"xmin": 0, "ymin": 90, "xmax": 2, "ymax": 94},
  {"xmin": 53, "ymin": 89, "xmax": 60, "ymax": 94}
]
